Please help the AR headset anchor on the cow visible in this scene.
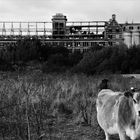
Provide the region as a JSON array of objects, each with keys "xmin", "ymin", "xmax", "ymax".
[{"xmin": 96, "ymin": 88, "xmax": 140, "ymax": 140}]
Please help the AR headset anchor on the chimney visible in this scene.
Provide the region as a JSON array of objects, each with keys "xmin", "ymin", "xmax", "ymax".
[{"xmin": 112, "ymin": 14, "xmax": 116, "ymax": 20}]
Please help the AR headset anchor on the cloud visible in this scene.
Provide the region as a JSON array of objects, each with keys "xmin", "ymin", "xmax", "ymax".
[{"xmin": 0, "ymin": 0, "xmax": 139, "ymax": 22}]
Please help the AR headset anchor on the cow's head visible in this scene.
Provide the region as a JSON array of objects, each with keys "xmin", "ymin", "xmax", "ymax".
[{"xmin": 124, "ymin": 88, "xmax": 140, "ymax": 117}]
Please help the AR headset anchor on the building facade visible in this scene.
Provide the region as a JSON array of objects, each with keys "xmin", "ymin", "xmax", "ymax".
[
  {"xmin": 51, "ymin": 13, "xmax": 140, "ymax": 49},
  {"xmin": 0, "ymin": 14, "xmax": 139, "ymax": 51},
  {"xmin": 105, "ymin": 14, "xmax": 123, "ymax": 46}
]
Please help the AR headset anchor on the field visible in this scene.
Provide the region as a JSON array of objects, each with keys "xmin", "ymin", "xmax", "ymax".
[{"xmin": 0, "ymin": 71, "xmax": 139, "ymax": 140}]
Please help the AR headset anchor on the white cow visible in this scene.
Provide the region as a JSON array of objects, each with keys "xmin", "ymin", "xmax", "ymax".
[{"xmin": 96, "ymin": 89, "xmax": 140, "ymax": 140}]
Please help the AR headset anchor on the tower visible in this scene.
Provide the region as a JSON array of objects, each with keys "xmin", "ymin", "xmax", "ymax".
[
  {"xmin": 105, "ymin": 14, "xmax": 123, "ymax": 46},
  {"xmin": 52, "ymin": 13, "xmax": 67, "ymax": 38}
]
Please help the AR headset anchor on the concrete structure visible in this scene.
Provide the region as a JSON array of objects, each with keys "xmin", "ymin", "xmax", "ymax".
[
  {"xmin": 122, "ymin": 23, "xmax": 140, "ymax": 48},
  {"xmin": 0, "ymin": 14, "xmax": 139, "ymax": 52}
]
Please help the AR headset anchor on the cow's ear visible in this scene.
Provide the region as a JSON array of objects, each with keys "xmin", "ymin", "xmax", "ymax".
[{"xmin": 124, "ymin": 91, "xmax": 133, "ymax": 98}]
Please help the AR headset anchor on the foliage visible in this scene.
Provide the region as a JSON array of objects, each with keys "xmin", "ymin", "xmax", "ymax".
[
  {"xmin": 1, "ymin": 40, "xmax": 140, "ymax": 74},
  {"xmin": 0, "ymin": 72, "xmax": 137, "ymax": 140},
  {"xmin": 72, "ymin": 44, "xmax": 140, "ymax": 74},
  {"xmin": 39, "ymin": 45, "xmax": 69, "ymax": 61},
  {"xmin": 0, "ymin": 37, "xmax": 41, "ymax": 63},
  {"xmin": 89, "ymin": 44, "xmax": 104, "ymax": 53}
]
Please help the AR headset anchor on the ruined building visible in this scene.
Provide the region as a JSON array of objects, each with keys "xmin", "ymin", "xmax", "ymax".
[{"xmin": 0, "ymin": 14, "xmax": 139, "ymax": 52}]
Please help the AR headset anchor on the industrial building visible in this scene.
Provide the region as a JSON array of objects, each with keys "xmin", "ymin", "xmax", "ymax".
[{"xmin": 0, "ymin": 14, "xmax": 139, "ymax": 52}]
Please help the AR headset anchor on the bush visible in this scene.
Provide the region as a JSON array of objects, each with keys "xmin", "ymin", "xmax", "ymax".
[
  {"xmin": 72, "ymin": 44, "xmax": 140, "ymax": 74},
  {"xmin": 39, "ymin": 45, "xmax": 69, "ymax": 61},
  {"xmin": 0, "ymin": 73, "xmax": 135, "ymax": 140},
  {"xmin": 42, "ymin": 62, "xmax": 67, "ymax": 73},
  {"xmin": 1, "ymin": 41, "xmax": 140, "ymax": 74}
]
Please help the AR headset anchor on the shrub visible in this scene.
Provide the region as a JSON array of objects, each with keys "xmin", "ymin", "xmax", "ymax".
[{"xmin": 0, "ymin": 73, "xmax": 137, "ymax": 139}]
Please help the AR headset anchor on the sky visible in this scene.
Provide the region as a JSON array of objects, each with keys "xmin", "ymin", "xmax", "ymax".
[{"xmin": 0, "ymin": 0, "xmax": 139, "ymax": 23}]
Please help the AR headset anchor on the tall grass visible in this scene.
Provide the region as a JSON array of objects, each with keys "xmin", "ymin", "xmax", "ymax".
[{"xmin": 0, "ymin": 72, "xmax": 138, "ymax": 140}]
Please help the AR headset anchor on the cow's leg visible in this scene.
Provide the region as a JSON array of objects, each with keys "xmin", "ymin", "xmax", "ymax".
[
  {"xmin": 105, "ymin": 132, "xmax": 110, "ymax": 140},
  {"xmin": 118, "ymin": 131, "xmax": 127, "ymax": 140}
]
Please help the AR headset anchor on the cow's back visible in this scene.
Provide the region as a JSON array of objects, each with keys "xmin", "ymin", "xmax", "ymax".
[
  {"xmin": 96, "ymin": 89, "xmax": 122, "ymax": 134},
  {"xmin": 96, "ymin": 89, "xmax": 122, "ymax": 112}
]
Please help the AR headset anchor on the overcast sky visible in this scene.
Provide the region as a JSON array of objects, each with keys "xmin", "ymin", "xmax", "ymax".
[{"xmin": 0, "ymin": 0, "xmax": 139, "ymax": 23}]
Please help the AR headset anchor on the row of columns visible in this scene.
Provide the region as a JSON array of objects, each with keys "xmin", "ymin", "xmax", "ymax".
[
  {"xmin": 123, "ymin": 31, "xmax": 140, "ymax": 47},
  {"xmin": 48, "ymin": 41, "xmax": 106, "ymax": 48},
  {"xmin": 0, "ymin": 22, "xmax": 49, "ymax": 36}
]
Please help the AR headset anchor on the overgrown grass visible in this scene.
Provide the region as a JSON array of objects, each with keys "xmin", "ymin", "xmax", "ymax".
[{"xmin": 0, "ymin": 72, "xmax": 139, "ymax": 140}]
